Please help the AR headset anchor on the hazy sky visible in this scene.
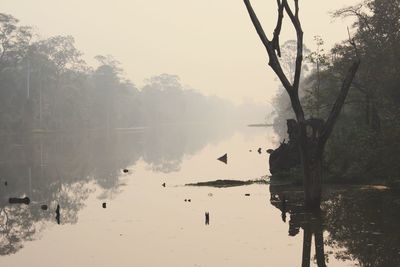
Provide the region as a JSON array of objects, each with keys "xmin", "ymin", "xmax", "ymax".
[{"xmin": 3, "ymin": 0, "xmax": 359, "ymax": 104}]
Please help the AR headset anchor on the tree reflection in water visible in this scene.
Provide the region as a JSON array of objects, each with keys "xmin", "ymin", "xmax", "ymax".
[
  {"xmin": 0, "ymin": 124, "xmax": 236, "ymax": 255},
  {"xmin": 0, "ymin": 181, "xmax": 93, "ymax": 255},
  {"xmin": 270, "ymin": 185, "xmax": 326, "ymax": 267},
  {"xmin": 270, "ymin": 184, "xmax": 400, "ymax": 267},
  {"xmin": 323, "ymin": 188, "xmax": 400, "ymax": 267}
]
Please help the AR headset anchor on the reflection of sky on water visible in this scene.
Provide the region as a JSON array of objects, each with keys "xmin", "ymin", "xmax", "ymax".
[
  {"xmin": 0, "ymin": 124, "xmax": 266, "ymax": 256},
  {"xmin": 0, "ymin": 125, "xmax": 399, "ymax": 267}
]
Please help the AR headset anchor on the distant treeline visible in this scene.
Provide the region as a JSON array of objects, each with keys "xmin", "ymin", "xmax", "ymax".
[
  {"xmin": 272, "ymin": 0, "xmax": 400, "ymax": 183},
  {"xmin": 0, "ymin": 13, "xmax": 266, "ymax": 132}
]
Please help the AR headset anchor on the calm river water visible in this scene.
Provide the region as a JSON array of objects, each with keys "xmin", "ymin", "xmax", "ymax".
[{"xmin": 0, "ymin": 124, "xmax": 399, "ymax": 266}]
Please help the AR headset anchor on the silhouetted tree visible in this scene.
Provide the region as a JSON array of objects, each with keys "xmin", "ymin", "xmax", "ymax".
[{"xmin": 243, "ymin": 0, "xmax": 360, "ymax": 209}]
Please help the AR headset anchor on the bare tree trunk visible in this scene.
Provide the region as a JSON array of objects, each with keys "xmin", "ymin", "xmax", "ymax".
[
  {"xmin": 303, "ymin": 154, "xmax": 323, "ymax": 209},
  {"xmin": 314, "ymin": 224, "xmax": 326, "ymax": 267},
  {"xmin": 301, "ymin": 226, "xmax": 312, "ymax": 267},
  {"xmin": 243, "ymin": 0, "xmax": 360, "ymax": 210}
]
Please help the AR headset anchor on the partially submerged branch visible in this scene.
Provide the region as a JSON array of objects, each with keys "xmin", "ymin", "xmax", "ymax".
[{"xmin": 186, "ymin": 179, "xmax": 269, "ymax": 188}]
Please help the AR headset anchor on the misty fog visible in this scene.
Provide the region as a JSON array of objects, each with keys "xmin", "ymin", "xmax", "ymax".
[{"xmin": 1, "ymin": 1, "xmax": 400, "ymax": 266}]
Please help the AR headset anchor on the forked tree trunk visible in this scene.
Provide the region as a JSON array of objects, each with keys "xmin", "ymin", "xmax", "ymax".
[{"xmin": 243, "ymin": 0, "xmax": 360, "ymax": 210}]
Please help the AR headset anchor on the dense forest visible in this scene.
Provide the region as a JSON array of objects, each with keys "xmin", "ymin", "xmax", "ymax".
[
  {"xmin": 0, "ymin": 13, "xmax": 266, "ymax": 132},
  {"xmin": 271, "ymin": 0, "xmax": 400, "ymax": 184}
]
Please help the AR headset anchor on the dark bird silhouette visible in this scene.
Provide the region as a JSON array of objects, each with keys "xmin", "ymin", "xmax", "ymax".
[
  {"xmin": 102, "ymin": 202, "xmax": 107, "ymax": 208},
  {"xmin": 123, "ymin": 169, "xmax": 129, "ymax": 173},
  {"xmin": 162, "ymin": 183, "xmax": 166, "ymax": 187},
  {"xmin": 257, "ymin": 148, "xmax": 262, "ymax": 154},
  {"xmin": 217, "ymin": 153, "xmax": 228, "ymax": 164},
  {"xmin": 41, "ymin": 204, "xmax": 48, "ymax": 210}
]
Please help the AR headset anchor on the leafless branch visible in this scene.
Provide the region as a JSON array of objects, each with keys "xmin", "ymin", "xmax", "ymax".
[
  {"xmin": 333, "ymin": 4, "xmax": 373, "ymax": 33},
  {"xmin": 282, "ymin": 0, "xmax": 303, "ymax": 91},
  {"xmin": 243, "ymin": 0, "xmax": 306, "ymax": 124},
  {"xmin": 243, "ymin": 0, "xmax": 292, "ymax": 91},
  {"xmin": 272, "ymin": 0, "xmax": 284, "ymax": 57},
  {"xmin": 243, "ymin": 0, "xmax": 270, "ymax": 50}
]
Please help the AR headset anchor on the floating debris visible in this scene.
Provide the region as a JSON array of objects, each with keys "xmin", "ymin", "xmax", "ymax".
[
  {"xmin": 102, "ymin": 202, "xmax": 107, "ymax": 208},
  {"xmin": 217, "ymin": 153, "xmax": 228, "ymax": 164},
  {"xmin": 205, "ymin": 212, "xmax": 210, "ymax": 225},
  {"xmin": 56, "ymin": 205, "xmax": 60, "ymax": 225},
  {"xmin": 9, "ymin": 197, "xmax": 30, "ymax": 205},
  {"xmin": 187, "ymin": 179, "xmax": 268, "ymax": 188},
  {"xmin": 162, "ymin": 183, "xmax": 166, "ymax": 187},
  {"xmin": 122, "ymin": 169, "xmax": 129, "ymax": 173},
  {"xmin": 248, "ymin": 123, "xmax": 274, "ymax": 127},
  {"xmin": 41, "ymin": 204, "xmax": 48, "ymax": 210}
]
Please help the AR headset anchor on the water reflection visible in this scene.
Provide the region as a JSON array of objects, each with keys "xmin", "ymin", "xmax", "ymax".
[
  {"xmin": 270, "ymin": 185, "xmax": 327, "ymax": 267},
  {"xmin": 323, "ymin": 189, "xmax": 400, "ymax": 267},
  {"xmin": 2, "ymin": 124, "xmax": 400, "ymax": 266},
  {"xmin": 0, "ymin": 123, "xmax": 237, "ymax": 255},
  {"xmin": 270, "ymin": 184, "xmax": 400, "ymax": 267}
]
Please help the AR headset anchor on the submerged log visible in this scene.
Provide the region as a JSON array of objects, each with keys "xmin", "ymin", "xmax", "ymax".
[
  {"xmin": 9, "ymin": 197, "xmax": 30, "ymax": 205},
  {"xmin": 186, "ymin": 179, "xmax": 268, "ymax": 188}
]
